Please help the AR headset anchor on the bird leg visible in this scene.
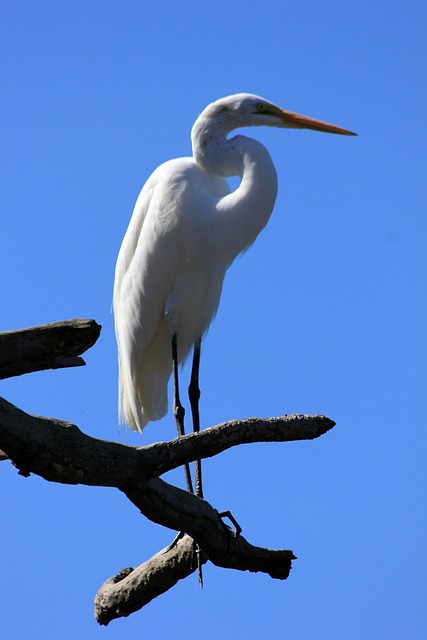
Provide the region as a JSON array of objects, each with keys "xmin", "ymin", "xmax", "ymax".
[
  {"xmin": 217, "ymin": 511, "xmax": 243, "ymax": 556},
  {"xmin": 189, "ymin": 337, "xmax": 203, "ymax": 499},
  {"xmin": 171, "ymin": 332, "xmax": 194, "ymax": 495},
  {"xmin": 172, "ymin": 333, "xmax": 203, "ymax": 587},
  {"xmin": 188, "ymin": 337, "xmax": 204, "ymax": 588}
]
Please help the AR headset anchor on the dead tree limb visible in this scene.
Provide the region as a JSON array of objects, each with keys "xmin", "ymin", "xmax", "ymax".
[
  {"xmin": 0, "ymin": 318, "xmax": 336, "ymax": 624},
  {"xmin": 94, "ymin": 537, "xmax": 208, "ymax": 624},
  {"xmin": 0, "ymin": 318, "xmax": 101, "ymax": 379},
  {"xmin": 0, "ymin": 396, "xmax": 333, "ymax": 622},
  {"xmin": 0, "ymin": 396, "xmax": 334, "ymax": 484}
]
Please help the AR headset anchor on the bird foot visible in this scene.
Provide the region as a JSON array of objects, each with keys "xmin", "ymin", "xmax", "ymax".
[
  {"xmin": 164, "ymin": 532, "xmax": 204, "ymax": 588},
  {"xmin": 163, "ymin": 530, "xmax": 186, "ymax": 554},
  {"xmin": 218, "ymin": 510, "xmax": 242, "ymax": 538},
  {"xmin": 191, "ymin": 540, "xmax": 204, "ymax": 589}
]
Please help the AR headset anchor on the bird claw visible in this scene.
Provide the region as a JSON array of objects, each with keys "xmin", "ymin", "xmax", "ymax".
[
  {"xmin": 163, "ymin": 530, "xmax": 185, "ymax": 554},
  {"xmin": 218, "ymin": 510, "xmax": 242, "ymax": 538},
  {"xmin": 191, "ymin": 541, "xmax": 204, "ymax": 589},
  {"xmin": 164, "ymin": 532, "xmax": 204, "ymax": 588}
]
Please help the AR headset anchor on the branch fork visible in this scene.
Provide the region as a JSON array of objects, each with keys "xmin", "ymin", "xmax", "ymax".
[{"xmin": 0, "ymin": 319, "xmax": 336, "ymax": 625}]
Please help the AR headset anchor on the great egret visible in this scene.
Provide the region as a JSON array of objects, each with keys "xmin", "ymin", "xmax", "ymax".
[{"xmin": 113, "ymin": 93, "xmax": 355, "ymax": 497}]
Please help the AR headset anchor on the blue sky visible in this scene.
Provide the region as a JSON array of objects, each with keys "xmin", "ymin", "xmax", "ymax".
[{"xmin": 1, "ymin": 1, "xmax": 426, "ymax": 638}]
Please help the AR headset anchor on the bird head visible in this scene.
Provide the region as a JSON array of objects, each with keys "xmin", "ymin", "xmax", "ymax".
[{"xmin": 200, "ymin": 93, "xmax": 356, "ymax": 136}]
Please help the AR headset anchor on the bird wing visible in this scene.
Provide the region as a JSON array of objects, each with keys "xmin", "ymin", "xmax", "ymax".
[
  {"xmin": 114, "ymin": 163, "xmax": 182, "ymax": 431},
  {"xmin": 114, "ymin": 158, "xmax": 232, "ymax": 432},
  {"xmin": 114, "ymin": 158, "xmax": 211, "ymax": 431}
]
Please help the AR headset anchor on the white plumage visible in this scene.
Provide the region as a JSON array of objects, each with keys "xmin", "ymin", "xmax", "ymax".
[{"xmin": 113, "ymin": 93, "xmax": 355, "ymax": 432}]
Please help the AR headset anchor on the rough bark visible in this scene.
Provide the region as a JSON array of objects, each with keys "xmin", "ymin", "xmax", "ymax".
[
  {"xmin": 0, "ymin": 318, "xmax": 101, "ymax": 379},
  {"xmin": 0, "ymin": 319, "xmax": 336, "ymax": 624},
  {"xmin": 0, "ymin": 396, "xmax": 333, "ymax": 623},
  {"xmin": 94, "ymin": 537, "xmax": 207, "ymax": 624}
]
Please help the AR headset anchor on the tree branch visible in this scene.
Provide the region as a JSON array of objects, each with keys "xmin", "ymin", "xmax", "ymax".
[
  {"xmin": 142, "ymin": 414, "xmax": 335, "ymax": 476},
  {"xmin": 0, "ymin": 395, "xmax": 333, "ymax": 622},
  {"xmin": 0, "ymin": 396, "xmax": 334, "ymax": 482},
  {"xmin": 94, "ymin": 536, "xmax": 207, "ymax": 624},
  {"xmin": 0, "ymin": 317, "xmax": 337, "ymax": 623},
  {"xmin": 0, "ymin": 319, "xmax": 101, "ymax": 379},
  {"xmin": 94, "ymin": 534, "xmax": 295, "ymax": 625}
]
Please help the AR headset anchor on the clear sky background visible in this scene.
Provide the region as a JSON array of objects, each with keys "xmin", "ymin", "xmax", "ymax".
[{"xmin": 1, "ymin": 1, "xmax": 426, "ymax": 638}]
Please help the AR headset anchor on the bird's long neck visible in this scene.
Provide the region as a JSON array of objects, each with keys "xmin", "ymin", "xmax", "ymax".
[{"xmin": 192, "ymin": 121, "xmax": 278, "ymax": 264}]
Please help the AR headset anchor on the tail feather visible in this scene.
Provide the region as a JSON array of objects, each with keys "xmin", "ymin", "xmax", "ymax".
[{"xmin": 118, "ymin": 316, "xmax": 172, "ymax": 433}]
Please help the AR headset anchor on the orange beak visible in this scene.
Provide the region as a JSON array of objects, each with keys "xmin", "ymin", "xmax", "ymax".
[{"xmin": 279, "ymin": 109, "xmax": 356, "ymax": 136}]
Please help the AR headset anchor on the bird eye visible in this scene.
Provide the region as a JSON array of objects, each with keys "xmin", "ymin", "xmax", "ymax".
[{"xmin": 257, "ymin": 103, "xmax": 265, "ymax": 112}]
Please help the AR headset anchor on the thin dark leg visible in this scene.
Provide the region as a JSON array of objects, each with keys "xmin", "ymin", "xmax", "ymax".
[
  {"xmin": 189, "ymin": 337, "xmax": 203, "ymax": 499},
  {"xmin": 188, "ymin": 337, "xmax": 204, "ymax": 588},
  {"xmin": 171, "ymin": 332, "xmax": 194, "ymax": 495}
]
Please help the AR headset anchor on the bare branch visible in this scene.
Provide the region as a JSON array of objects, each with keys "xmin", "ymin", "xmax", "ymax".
[
  {"xmin": 94, "ymin": 530, "xmax": 295, "ymax": 625},
  {"xmin": 94, "ymin": 525, "xmax": 296, "ymax": 625},
  {"xmin": 0, "ymin": 319, "xmax": 101, "ymax": 379},
  {"xmin": 0, "ymin": 395, "xmax": 329, "ymax": 619},
  {"xmin": 1, "ymin": 319, "xmax": 337, "ymax": 620},
  {"xmin": 122, "ymin": 475, "xmax": 295, "ymax": 576},
  {"xmin": 142, "ymin": 414, "xmax": 335, "ymax": 476},
  {"xmin": 0, "ymin": 397, "xmax": 145, "ymax": 484},
  {"xmin": 94, "ymin": 536, "xmax": 207, "ymax": 624},
  {"xmin": 0, "ymin": 397, "xmax": 334, "ymax": 483}
]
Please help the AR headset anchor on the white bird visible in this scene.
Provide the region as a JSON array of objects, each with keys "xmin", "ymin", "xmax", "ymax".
[{"xmin": 113, "ymin": 93, "xmax": 355, "ymax": 495}]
